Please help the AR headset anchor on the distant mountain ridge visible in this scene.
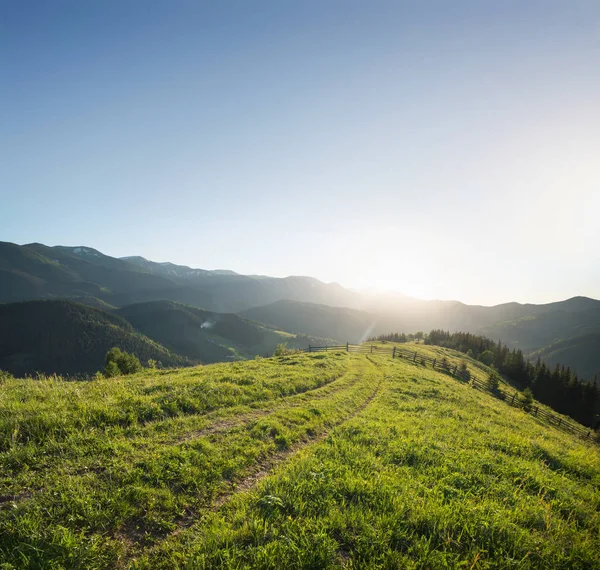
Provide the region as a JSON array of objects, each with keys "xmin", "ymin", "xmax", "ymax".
[
  {"xmin": 1, "ymin": 240, "xmax": 599, "ymax": 377},
  {"xmin": 0, "ymin": 241, "xmax": 361, "ymax": 313}
]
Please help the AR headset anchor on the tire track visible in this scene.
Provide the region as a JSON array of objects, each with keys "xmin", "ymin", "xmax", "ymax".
[
  {"xmin": 211, "ymin": 356, "xmax": 384, "ymax": 508},
  {"xmin": 123, "ymin": 356, "xmax": 384, "ymax": 564},
  {"xmin": 166, "ymin": 367, "xmax": 367, "ymax": 446}
]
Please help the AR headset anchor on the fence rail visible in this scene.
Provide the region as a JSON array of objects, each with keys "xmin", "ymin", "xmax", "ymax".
[{"xmin": 304, "ymin": 343, "xmax": 599, "ymax": 444}]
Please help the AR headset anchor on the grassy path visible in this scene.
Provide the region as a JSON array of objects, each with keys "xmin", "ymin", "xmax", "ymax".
[
  {"xmin": 0, "ymin": 352, "xmax": 381, "ymax": 568},
  {"xmin": 128, "ymin": 354, "xmax": 384, "ymax": 563},
  {"xmin": 2, "ymin": 351, "xmax": 599, "ymax": 569},
  {"xmin": 137, "ymin": 355, "xmax": 600, "ymax": 570},
  {"xmin": 212, "ymin": 355, "xmax": 384, "ymax": 507}
]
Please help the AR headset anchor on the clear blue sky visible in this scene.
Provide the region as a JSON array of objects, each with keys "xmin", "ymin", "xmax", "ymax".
[{"xmin": 2, "ymin": 1, "xmax": 599, "ymax": 305}]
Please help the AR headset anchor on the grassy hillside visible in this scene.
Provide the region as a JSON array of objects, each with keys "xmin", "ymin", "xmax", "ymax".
[
  {"xmin": 117, "ymin": 301, "xmax": 330, "ymax": 362},
  {"xmin": 529, "ymin": 333, "xmax": 600, "ymax": 380},
  {"xmin": 1, "ymin": 347, "xmax": 598, "ymax": 568},
  {"xmin": 0, "ymin": 300, "xmax": 186, "ymax": 376}
]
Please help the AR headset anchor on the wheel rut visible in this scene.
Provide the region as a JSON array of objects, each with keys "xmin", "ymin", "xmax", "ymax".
[
  {"xmin": 124, "ymin": 356, "xmax": 385, "ymax": 564},
  {"xmin": 212, "ymin": 362, "xmax": 384, "ymax": 509},
  {"xmin": 168, "ymin": 368, "xmax": 365, "ymax": 446}
]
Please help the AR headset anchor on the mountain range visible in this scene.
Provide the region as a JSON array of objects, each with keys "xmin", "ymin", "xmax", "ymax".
[{"xmin": 1, "ymin": 240, "xmax": 599, "ymax": 378}]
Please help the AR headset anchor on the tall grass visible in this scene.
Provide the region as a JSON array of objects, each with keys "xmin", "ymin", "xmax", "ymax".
[{"xmin": 1, "ymin": 350, "xmax": 599, "ymax": 569}]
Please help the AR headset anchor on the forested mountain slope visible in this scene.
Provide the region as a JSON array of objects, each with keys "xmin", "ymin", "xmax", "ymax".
[{"xmin": 0, "ymin": 300, "xmax": 185, "ymax": 376}]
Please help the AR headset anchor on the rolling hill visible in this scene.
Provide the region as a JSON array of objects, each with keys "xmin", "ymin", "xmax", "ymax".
[
  {"xmin": 0, "ymin": 299, "xmax": 331, "ymax": 376},
  {"xmin": 242, "ymin": 298, "xmax": 600, "ymax": 378},
  {"xmin": 240, "ymin": 299, "xmax": 376, "ymax": 343},
  {"xmin": 2, "ymin": 240, "xmax": 599, "ymax": 377},
  {"xmin": 117, "ymin": 300, "xmax": 331, "ymax": 362},
  {"xmin": 0, "ymin": 300, "xmax": 186, "ymax": 376},
  {"xmin": 480, "ymin": 306, "xmax": 600, "ymax": 351},
  {"xmin": 528, "ymin": 333, "xmax": 600, "ymax": 380},
  {"xmin": 1, "ymin": 347, "xmax": 598, "ymax": 568}
]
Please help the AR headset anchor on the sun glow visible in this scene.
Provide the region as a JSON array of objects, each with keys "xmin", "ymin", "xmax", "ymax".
[
  {"xmin": 337, "ymin": 230, "xmax": 440, "ymax": 300},
  {"xmin": 367, "ymin": 268, "xmax": 436, "ymax": 300}
]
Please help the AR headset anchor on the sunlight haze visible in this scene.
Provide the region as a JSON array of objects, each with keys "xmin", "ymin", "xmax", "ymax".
[{"xmin": 2, "ymin": 0, "xmax": 599, "ymax": 305}]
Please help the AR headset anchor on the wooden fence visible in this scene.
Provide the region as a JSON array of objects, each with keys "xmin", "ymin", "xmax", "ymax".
[{"xmin": 304, "ymin": 343, "xmax": 600, "ymax": 444}]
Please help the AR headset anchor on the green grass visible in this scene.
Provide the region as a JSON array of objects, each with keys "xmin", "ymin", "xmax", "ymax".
[{"xmin": 1, "ymin": 349, "xmax": 599, "ymax": 569}]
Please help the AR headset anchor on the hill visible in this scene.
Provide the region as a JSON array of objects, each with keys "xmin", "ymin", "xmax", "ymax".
[
  {"xmin": 117, "ymin": 300, "xmax": 330, "ymax": 362},
  {"xmin": 529, "ymin": 333, "xmax": 600, "ymax": 380},
  {"xmin": 3, "ymin": 239, "xmax": 599, "ymax": 375},
  {"xmin": 0, "ymin": 300, "xmax": 329, "ymax": 376},
  {"xmin": 0, "ymin": 300, "xmax": 186, "ymax": 376},
  {"xmin": 0, "ymin": 347, "xmax": 598, "ymax": 568},
  {"xmin": 244, "ymin": 298, "xmax": 600, "ymax": 376},
  {"xmin": 240, "ymin": 299, "xmax": 376, "ymax": 343},
  {"xmin": 480, "ymin": 306, "xmax": 600, "ymax": 352},
  {"xmin": 0, "ymin": 241, "xmax": 361, "ymax": 313}
]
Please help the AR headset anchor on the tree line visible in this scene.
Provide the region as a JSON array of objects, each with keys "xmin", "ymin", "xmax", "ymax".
[
  {"xmin": 369, "ymin": 332, "xmax": 425, "ymax": 343},
  {"xmin": 426, "ymin": 330, "xmax": 599, "ymax": 428}
]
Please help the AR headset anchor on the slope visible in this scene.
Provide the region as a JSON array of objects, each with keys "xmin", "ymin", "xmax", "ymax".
[
  {"xmin": 528, "ymin": 333, "xmax": 600, "ymax": 380},
  {"xmin": 0, "ymin": 300, "xmax": 186, "ymax": 376},
  {"xmin": 117, "ymin": 300, "xmax": 330, "ymax": 362},
  {"xmin": 480, "ymin": 306, "xmax": 600, "ymax": 352},
  {"xmin": 243, "ymin": 297, "xmax": 600, "ymax": 377},
  {"xmin": 1, "ymin": 348, "xmax": 598, "ymax": 568},
  {"xmin": 240, "ymin": 299, "xmax": 377, "ymax": 343}
]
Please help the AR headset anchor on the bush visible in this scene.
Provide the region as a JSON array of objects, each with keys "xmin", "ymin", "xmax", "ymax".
[
  {"xmin": 0, "ymin": 369, "xmax": 13, "ymax": 383},
  {"xmin": 487, "ymin": 370, "xmax": 501, "ymax": 393},
  {"xmin": 459, "ymin": 360, "xmax": 471, "ymax": 382},
  {"xmin": 273, "ymin": 343, "xmax": 298, "ymax": 357},
  {"xmin": 520, "ymin": 387, "xmax": 534, "ymax": 412},
  {"xmin": 479, "ymin": 350, "xmax": 495, "ymax": 366},
  {"xmin": 103, "ymin": 347, "xmax": 143, "ymax": 377},
  {"xmin": 103, "ymin": 360, "xmax": 120, "ymax": 378}
]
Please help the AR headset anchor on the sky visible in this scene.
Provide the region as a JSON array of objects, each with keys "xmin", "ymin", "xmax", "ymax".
[{"xmin": 2, "ymin": 0, "xmax": 599, "ymax": 306}]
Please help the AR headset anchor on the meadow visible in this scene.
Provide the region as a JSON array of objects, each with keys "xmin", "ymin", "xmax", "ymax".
[{"xmin": 1, "ymin": 347, "xmax": 599, "ymax": 569}]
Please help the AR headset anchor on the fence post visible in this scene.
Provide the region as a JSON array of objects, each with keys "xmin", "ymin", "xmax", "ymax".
[
  {"xmin": 557, "ymin": 418, "xmax": 562, "ymax": 428},
  {"xmin": 346, "ymin": 342, "xmax": 349, "ymax": 352},
  {"xmin": 453, "ymin": 365, "xmax": 457, "ymax": 375},
  {"xmin": 511, "ymin": 393, "xmax": 516, "ymax": 405},
  {"xmin": 432, "ymin": 359, "xmax": 436, "ymax": 368},
  {"xmin": 413, "ymin": 351, "xmax": 417, "ymax": 362},
  {"xmin": 392, "ymin": 346, "xmax": 396, "ymax": 358}
]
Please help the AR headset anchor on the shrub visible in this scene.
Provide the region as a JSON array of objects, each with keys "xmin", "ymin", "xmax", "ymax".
[
  {"xmin": 103, "ymin": 347, "xmax": 143, "ymax": 377},
  {"xmin": 459, "ymin": 360, "xmax": 471, "ymax": 382},
  {"xmin": 273, "ymin": 343, "xmax": 298, "ymax": 357},
  {"xmin": 0, "ymin": 369, "xmax": 14, "ymax": 383},
  {"xmin": 520, "ymin": 387, "xmax": 534, "ymax": 412},
  {"xmin": 479, "ymin": 350, "xmax": 495, "ymax": 366},
  {"xmin": 103, "ymin": 360, "xmax": 120, "ymax": 378},
  {"xmin": 487, "ymin": 370, "xmax": 501, "ymax": 394}
]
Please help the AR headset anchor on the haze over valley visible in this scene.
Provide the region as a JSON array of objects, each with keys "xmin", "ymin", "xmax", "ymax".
[{"xmin": 2, "ymin": 240, "xmax": 599, "ymax": 381}]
